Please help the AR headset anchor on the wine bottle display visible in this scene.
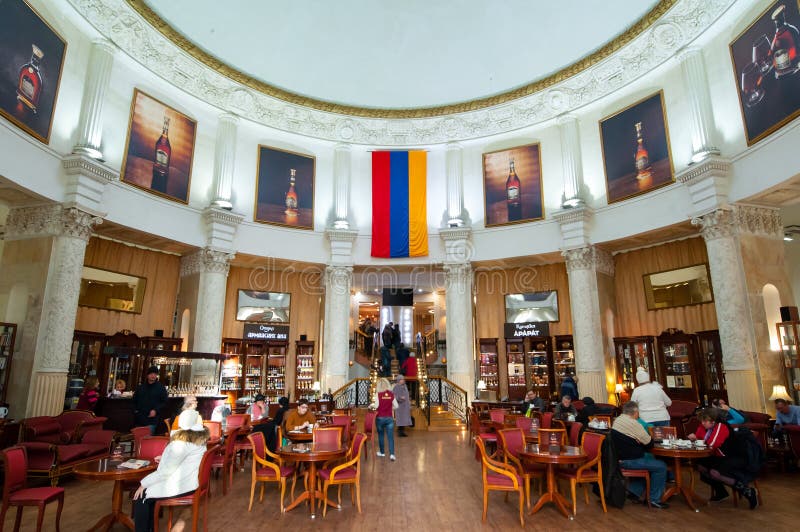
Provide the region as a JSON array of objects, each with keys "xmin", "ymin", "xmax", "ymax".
[
  {"xmin": 17, "ymin": 44, "xmax": 44, "ymax": 113},
  {"xmin": 505, "ymin": 159, "xmax": 521, "ymax": 221},
  {"xmin": 285, "ymin": 168, "xmax": 299, "ymax": 216},
  {"xmin": 770, "ymin": 4, "xmax": 800, "ymax": 78},
  {"xmin": 634, "ymin": 122, "xmax": 651, "ymax": 180},
  {"xmin": 152, "ymin": 115, "xmax": 171, "ymax": 193}
]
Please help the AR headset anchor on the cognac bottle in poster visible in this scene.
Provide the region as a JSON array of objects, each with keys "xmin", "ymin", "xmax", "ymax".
[
  {"xmin": 506, "ymin": 159, "xmax": 521, "ymax": 221},
  {"xmin": 770, "ymin": 4, "xmax": 800, "ymax": 78},
  {"xmin": 17, "ymin": 45, "xmax": 44, "ymax": 113},
  {"xmin": 285, "ymin": 168, "xmax": 299, "ymax": 217},
  {"xmin": 634, "ymin": 122, "xmax": 652, "ymax": 180},
  {"xmin": 152, "ymin": 115, "xmax": 171, "ymax": 193}
]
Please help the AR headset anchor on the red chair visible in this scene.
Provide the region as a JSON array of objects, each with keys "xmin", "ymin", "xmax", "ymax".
[
  {"xmin": 246, "ymin": 431, "xmax": 296, "ymax": 512},
  {"xmin": 619, "ymin": 468, "xmax": 651, "ymax": 508},
  {"xmin": 497, "ymin": 428, "xmax": 545, "ymax": 508},
  {"xmin": 537, "ymin": 428, "xmax": 567, "ymax": 446},
  {"xmin": 313, "ymin": 426, "xmax": 344, "ymax": 446},
  {"xmin": 515, "ymin": 416, "xmax": 533, "ymax": 433},
  {"xmin": 475, "ymin": 436, "xmax": 524, "ymax": 526},
  {"xmin": 137, "ymin": 436, "xmax": 169, "ymax": 461},
  {"xmin": 557, "ymin": 431, "xmax": 607, "ymax": 514},
  {"xmin": 331, "ymin": 415, "xmax": 352, "ymax": 444},
  {"xmin": 489, "ymin": 409, "xmax": 508, "ymax": 424},
  {"xmin": 131, "ymin": 426, "xmax": 151, "ymax": 452},
  {"xmin": 0, "ymin": 446, "xmax": 65, "ymax": 532},
  {"xmin": 540, "ymin": 412, "xmax": 554, "ymax": 429},
  {"xmin": 154, "ymin": 445, "xmax": 218, "ymax": 532},
  {"xmin": 226, "ymin": 414, "xmax": 252, "ymax": 470},
  {"xmin": 318, "ymin": 433, "xmax": 367, "ymax": 517},
  {"xmin": 363, "ymin": 411, "xmax": 377, "ymax": 461},
  {"xmin": 203, "ymin": 421, "xmax": 222, "ymax": 445},
  {"xmin": 211, "ymin": 428, "xmax": 240, "ymax": 496},
  {"xmin": 568, "ymin": 422, "xmax": 583, "ymax": 447},
  {"xmin": 471, "ymin": 410, "xmax": 497, "ymax": 460}
]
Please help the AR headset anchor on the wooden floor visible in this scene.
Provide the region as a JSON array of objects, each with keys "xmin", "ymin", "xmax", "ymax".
[{"xmin": 4, "ymin": 429, "xmax": 800, "ymax": 531}]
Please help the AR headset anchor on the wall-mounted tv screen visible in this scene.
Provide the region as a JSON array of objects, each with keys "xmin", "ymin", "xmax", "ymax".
[
  {"xmin": 236, "ymin": 290, "xmax": 290, "ymax": 322},
  {"xmin": 505, "ymin": 291, "xmax": 558, "ymax": 323}
]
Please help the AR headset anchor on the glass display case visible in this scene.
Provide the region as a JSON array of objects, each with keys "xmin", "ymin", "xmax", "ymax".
[
  {"xmin": 777, "ymin": 321, "xmax": 800, "ymax": 403},
  {"xmin": 220, "ymin": 338, "xmax": 244, "ymax": 402},
  {"xmin": 552, "ymin": 335, "xmax": 575, "ymax": 394},
  {"xmin": 526, "ymin": 337, "xmax": 553, "ymax": 400},
  {"xmin": 295, "ymin": 340, "xmax": 316, "ymax": 402},
  {"xmin": 265, "ymin": 340, "xmax": 288, "ymax": 403},
  {"xmin": 505, "ymin": 338, "xmax": 526, "ymax": 400},
  {"xmin": 656, "ymin": 329, "xmax": 700, "ymax": 403},
  {"xmin": 614, "ymin": 336, "xmax": 656, "ymax": 392},
  {"xmin": 478, "ymin": 338, "xmax": 499, "ymax": 393},
  {"xmin": 695, "ymin": 329, "xmax": 727, "ymax": 403},
  {"xmin": 66, "ymin": 330, "xmax": 106, "ymax": 408},
  {"xmin": 0, "ymin": 323, "xmax": 17, "ymax": 403}
]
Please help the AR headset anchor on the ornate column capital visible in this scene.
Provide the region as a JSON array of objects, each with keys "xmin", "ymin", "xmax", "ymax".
[
  {"xmin": 692, "ymin": 208, "xmax": 736, "ymax": 241},
  {"xmin": 325, "ymin": 264, "xmax": 353, "ymax": 296},
  {"xmin": 5, "ymin": 205, "xmax": 102, "ymax": 241},
  {"xmin": 443, "ymin": 262, "xmax": 472, "ymax": 292},
  {"xmin": 61, "ymin": 207, "xmax": 103, "ymax": 241},
  {"xmin": 563, "ymin": 245, "xmax": 613, "ymax": 276},
  {"xmin": 180, "ymin": 248, "xmax": 234, "ymax": 277}
]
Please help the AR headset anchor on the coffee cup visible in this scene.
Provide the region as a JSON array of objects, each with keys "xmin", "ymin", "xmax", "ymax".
[{"xmin": 694, "ymin": 440, "xmax": 706, "ymax": 448}]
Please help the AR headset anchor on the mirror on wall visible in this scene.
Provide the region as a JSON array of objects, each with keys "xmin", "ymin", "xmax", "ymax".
[
  {"xmin": 78, "ymin": 266, "xmax": 147, "ymax": 313},
  {"xmin": 643, "ymin": 264, "xmax": 713, "ymax": 310},
  {"xmin": 505, "ymin": 291, "xmax": 559, "ymax": 323},
  {"xmin": 236, "ymin": 290, "xmax": 291, "ymax": 322}
]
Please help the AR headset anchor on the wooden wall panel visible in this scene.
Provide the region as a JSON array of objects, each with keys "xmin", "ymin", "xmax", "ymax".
[
  {"xmin": 75, "ymin": 238, "xmax": 180, "ymax": 336},
  {"xmin": 613, "ymin": 237, "xmax": 718, "ymax": 337}
]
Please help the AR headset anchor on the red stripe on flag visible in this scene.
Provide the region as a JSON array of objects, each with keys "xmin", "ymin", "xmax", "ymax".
[{"xmin": 371, "ymin": 152, "xmax": 391, "ymax": 257}]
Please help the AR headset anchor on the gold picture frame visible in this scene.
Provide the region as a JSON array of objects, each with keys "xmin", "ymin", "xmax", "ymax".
[
  {"xmin": 254, "ymin": 145, "xmax": 316, "ymax": 230},
  {"xmin": 482, "ymin": 142, "xmax": 545, "ymax": 228}
]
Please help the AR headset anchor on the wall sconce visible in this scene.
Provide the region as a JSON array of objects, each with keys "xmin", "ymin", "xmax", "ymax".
[
  {"xmin": 348, "ymin": 360, "xmax": 354, "ymax": 366},
  {"xmin": 768, "ymin": 384, "xmax": 792, "ymax": 402},
  {"xmin": 614, "ymin": 383, "xmax": 625, "ymax": 406}
]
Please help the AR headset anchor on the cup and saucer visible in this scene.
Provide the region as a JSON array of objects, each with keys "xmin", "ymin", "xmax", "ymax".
[{"xmin": 693, "ymin": 441, "xmax": 707, "ymax": 449}]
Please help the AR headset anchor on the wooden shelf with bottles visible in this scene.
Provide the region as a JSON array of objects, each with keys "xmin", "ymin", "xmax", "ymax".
[
  {"xmin": 695, "ymin": 330, "xmax": 727, "ymax": 404},
  {"xmin": 505, "ymin": 338, "xmax": 526, "ymax": 400},
  {"xmin": 776, "ymin": 321, "xmax": 800, "ymax": 403},
  {"xmin": 265, "ymin": 340, "xmax": 288, "ymax": 403},
  {"xmin": 295, "ymin": 340, "xmax": 316, "ymax": 402},
  {"xmin": 242, "ymin": 341, "xmax": 267, "ymax": 398},
  {"xmin": 0, "ymin": 323, "xmax": 17, "ymax": 403},
  {"xmin": 220, "ymin": 338, "xmax": 245, "ymax": 403},
  {"xmin": 656, "ymin": 329, "xmax": 700, "ymax": 403},
  {"xmin": 68, "ymin": 330, "xmax": 105, "ymax": 385},
  {"xmin": 613, "ymin": 336, "xmax": 656, "ymax": 394},
  {"xmin": 525, "ymin": 336, "xmax": 554, "ymax": 400},
  {"xmin": 478, "ymin": 338, "xmax": 499, "ymax": 392},
  {"xmin": 552, "ymin": 335, "xmax": 575, "ymax": 394}
]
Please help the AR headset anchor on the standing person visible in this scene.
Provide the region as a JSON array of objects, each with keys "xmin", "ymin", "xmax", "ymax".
[
  {"xmin": 396, "ymin": 342, "xmax": 410, "ymax": 373},
  {"xmin": 381, "ymin": 322, "xmax": 394, "ymax": 348},
  {"xmin": 401, "ymin": 353, "xmax": 419, "ymax": 402},
  {"xmin": 77, "ymin": 376, "xmax": 100, "ymax": 412},
  {"xmin": 132, "ymin": 409, "xmax": 210, "ymax": 532},
  {"xmin": 134, "ymin": 366, "xmax": 168, "ymax": 435},
  {"xmin": 560, "ymin": 374, "xmax": 579, "ymax": 401},
  {"xmin": 394, "ymin": 375, "xmax": 412, "ymax": 437},
  {"xmin": 415, "ymin": 331, "xmax": 423, "ymax": 355},
  {"xmin": 363, "ymin": 319, "xmax": 376, "ymax": 356},
  {"xmin": 630, "ymin": 367, "xmax": 672, "ymax": 427},
  {"xmin": 372, "ymin": 378, "xmax": 397, "ymax": 461},
  {"xmin": 392, "ymin": 323, "xmax": 401, "ymax": 350}
]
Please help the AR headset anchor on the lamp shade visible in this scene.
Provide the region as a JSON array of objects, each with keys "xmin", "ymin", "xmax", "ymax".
[
  {"xmin": 614, "ymin": 383, "xmax": 625, "ymax": 394},
  {"xmin": 768, "ymin": 384, "xmax": 792, "ymax": 402},
  {"xmin": 477, "ymin": 380, "xmax": 487, "ymax": 391},
  {"xmin": 312, "ymin": 381, "xmax": 321, "ymax": 392}
]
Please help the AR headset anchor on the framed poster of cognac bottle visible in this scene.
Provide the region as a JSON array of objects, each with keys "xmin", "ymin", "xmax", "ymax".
[
  {"xmin": 120, "ymin": 89, "xmax": 197, "ymax": 204},
  {"xmin": 599, "ymin": 90, "xmax": 674, "ymax": 205},
  {"xmin": 0, "ymin": 0, "xmax": 66, "ymax": 144},
  {"xmin": 482, "ymin": 142, "xmax": 544, "ymax": 227},
  {"xmin": 254, "ymin": 145, "xmax": 315, "ymax": 230}
]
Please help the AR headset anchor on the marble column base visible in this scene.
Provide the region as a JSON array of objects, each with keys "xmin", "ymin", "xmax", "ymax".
[
  {"xmin": 27, "ymin": 372, "xmax": 67, "ymax": 417},
  {"xmin": 575, "ymin": 371, "xmax": 608, "ymax": 404},
  {"xmin": 447, "ymin": 372, "xmax": 474, "ymax": 403},
  {"xmin": 725, "ymin": 369, "xmax": 763, "ymax": 412}
]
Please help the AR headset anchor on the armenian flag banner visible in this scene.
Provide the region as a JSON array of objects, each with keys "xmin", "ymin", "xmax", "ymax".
[{"xmin": 371, "ymin": 151, "xmax": 428, "ymax": 258}]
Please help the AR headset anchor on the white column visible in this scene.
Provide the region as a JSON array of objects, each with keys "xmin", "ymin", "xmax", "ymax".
[
  {"xmin": 440, "ymin": 227, "xmax": 474, "ymax": 398},
  {"xmin": 563, "ymin": 246, "xmax": 613, "ymax": 401},
  {"xmin": 73, "ymin": 40, "xmax": 115, "ymax": 159},
  {"xmin": 4, "ymin": 205, "xmax": 101, "ymax": 416},
  {"xmin": 446, "ymin": 142, "xmax": 465, "ymax": 227},
  {"xmin": 323, "ymin": 265, "xmax": 352, "ymax": 392},
  {"xmin": 180, "ymin": 249, "xmax": 233, "ymax": 354},
  {"xmin": 677, "ymin": 47, "xmax": 720, "ymax": 163},
  {"xmin": 557, "ymin": 115, "xmax": 585, "ymax": 208},
  {"xmin": 211, "ymin": 114, "xmax": 239, "ymax": 210},
  {"xmin": 693, "ymin": 209, "xmax": 762, "ymax": 411},
  {"xmin": 332, "ymin": 143, "xmax": 351, "ymax": 229}
]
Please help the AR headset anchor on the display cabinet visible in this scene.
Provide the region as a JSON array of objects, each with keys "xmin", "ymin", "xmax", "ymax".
[
  {"xmin": 552, "ymin": 335, "xmax": 575, "ymax": 395},
  {"xmin": 656, "ymin": 329, "xmax": 700, "ymax": 403},
  {"xmin": 505, "ymin": 338, "xmax": 526, "ymax": 400},
  {"xmin": 220, "ymin": 338, "xmax": 244, "ymax": 402},
  {"xmin": 0, "ymin": 323, "xmax": 17, "ymax": 403},
  {"xmin": 478, "ymin": 338, "xmax": 499, "ymax": 393},
  {"xmin": 614, "ymin": 336, "xmax": 657, "ymax": 392},
  {"xmin": 695, "ymin": 330, "xmax": 727, "ymax": 403},
  {"xmin": 66, "ymin": 330, "xmax": 106, "ymax": 408},
  {"xmin": 295, "ymin": 340, "xmax": 316, "ymax": 402},
  {"xmin": 526, "ymin": 336, "xmax": 554, "ymax": 400},
  {"xmin": 243, "ymin": 340, "xmax": 267, "ymax": 397},
  {"xmin": 777, "ymin": 321, "xmax": 800, "ymax": 403},
  {"xmin": 265, "ymin": 340, "xmax": 288, "ymax": 403}
]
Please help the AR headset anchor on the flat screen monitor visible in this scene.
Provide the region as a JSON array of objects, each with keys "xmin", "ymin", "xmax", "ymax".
[
  {"xmin": 505, "ymin": 291, "xmax": 558, "ymax": 323},
  {"xmin": 236, "ymin": 290, "xmax": 290, "ymax": 322},
  {"xmin": 382, "ymin": 288, "xmax": 413, "ymax": 307}
]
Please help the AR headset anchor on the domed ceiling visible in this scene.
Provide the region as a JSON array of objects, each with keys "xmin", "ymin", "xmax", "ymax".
[{"xmin": 142, "ymin": 0, "xmax": 660, "ymax": 112}]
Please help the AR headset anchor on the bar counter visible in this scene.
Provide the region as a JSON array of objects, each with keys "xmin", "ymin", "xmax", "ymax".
[{"xmin": 96, "ymin": 395, "xmax": 227, "ymax": 434}]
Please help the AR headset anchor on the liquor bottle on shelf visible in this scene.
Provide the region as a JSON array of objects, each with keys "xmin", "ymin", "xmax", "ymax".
[
  {"xmin": 285, "ymin": 168, "xmax": 298, "ymax": 217},
  {"xmin": 17, "ymin": 44, "xmax": 44, "ymax": 113},
  {"xmin": 634, "ymin": 122, "xmax": 651, "ymax": 180},
  {"xmin": 152, "ymin": 115, "xmax": 171, "ymax": 193},
  {"xmin": 506, "ymin": 159, "xmax": 521, "ymax": 221},
  {"xmin": 770, "ymin": 4, "xmax": 800, "ymax": 78}
]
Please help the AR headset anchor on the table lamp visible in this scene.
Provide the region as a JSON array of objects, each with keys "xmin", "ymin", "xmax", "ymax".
[
  {"xmin": 768, "ymin": 384, "xmax": 792, "ymax": 402},
  {"xmin": 614, "ymin": 383, "xmax": 625, "ymax": 406},
  {"xmin": 312, "ymin": 381, "xmax": 321, "ymax": 401},
  {"xmin": 477, "ymin": 380, "xmax": 487, "ymax": 399}
]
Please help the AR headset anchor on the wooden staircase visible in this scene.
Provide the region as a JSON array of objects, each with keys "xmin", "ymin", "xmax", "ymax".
[{"xmin": 426, "ymin": 405, "xmax": 467, "ymax": 432}]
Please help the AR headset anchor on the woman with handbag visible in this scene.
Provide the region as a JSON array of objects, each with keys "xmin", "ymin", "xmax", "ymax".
[{"xmin": 371, "ymin": 378, "xmax": 398, "ymax": 461}]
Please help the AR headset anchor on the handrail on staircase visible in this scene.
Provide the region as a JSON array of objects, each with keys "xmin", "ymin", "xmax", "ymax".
[
  {"xmin": 331, "ymin": 378, "xmax": 373, "ymax": 409},
  {"xmin": 426, "ymin": 376, "xmax": 468, "ymax": 426}
]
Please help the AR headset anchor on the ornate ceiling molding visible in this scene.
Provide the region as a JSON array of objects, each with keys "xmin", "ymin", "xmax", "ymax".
[{"xmin": 67, "ymin": 0, "xmax": 734, "ymax": 145}]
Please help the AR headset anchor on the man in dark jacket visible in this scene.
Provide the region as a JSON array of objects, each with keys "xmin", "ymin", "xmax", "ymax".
[
  {"xmin": 560, "ymin": 374, "xmax": 579, "ymax": 401},
  {"xmin": 133, "ymin": 366, "xmax": 168, "ymax": 434},
  {"xmin": 382, "ymin": 323, "xmax": 394, "ymax": 348},
  {"xmin": 396, "ymin": 343, "xmax": 410, "ymax": 372}
]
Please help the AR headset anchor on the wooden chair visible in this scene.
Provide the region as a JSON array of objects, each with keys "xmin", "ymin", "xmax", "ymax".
[
  {"xmin": 333, "ymin": 408, "xmax": 352, "ymax": 416},
  {"xmin": 330, "ymin": 415, "xmax": 352, "ymax": 444},
  {"xmin": 318, "ymin": 433, "xmax": 367, "ymax": 517},
  {"xmin": 154, "ymin": 445, "xmax": 218, "ymax": 532},
  {"xmin": 246, "ymin": 431, "xmax": 296, "ymax": 512},
  {"xmin": 551, "ymin": 419, "xmax": 567, "ymax": 431},
  {"xmin": 363, "ymin": 411, "xmax": 377, "ymax": 462},
  {"xmin": 489, "ymin": 409, "xmax": 508, "ymax": 424},
  {"xmin": 475, "ymin": 436, "xmax": 524, "ymax": 526},
  {"xmin": 470, "ymin": 410, "xmax": 497, "ymax": 459},
  {"xmin": 540, "ymin": 412, "xmax": 554, "ymax": 429},
  {"xmin": 164, "ymin": 418, "xmax": 173, "ymax": 434},
  {"xmin": 568, "ymin": 421, "xmax": 583, "ymax": 447},
  {"xmin": 137, "ymin": 436, "xmax": 169, "ymax": 461},
  {"xmin": 0, "ymin": 446, "xmax": 65, "ymax": 532},
  {"xmin": 313, "ymin": 426, "xmax": 344, "ymax": 446},
  {"xmin": 557, "ymin": 431, "xmax": 607, "ymax": 514},
  {"xmin": 211, "ymin": 428, "xmax": 239, "ymax": 496},
  {"xmin": 515, "ymin": 415, "xmax": 533, "ymax": 433},
  {"xmin": 497, "ymin": 428, "xmax": 545, "ymax": 508},
  {"xmin": 130, "ymin": 426, "xmax": 151, "ymax": 453},
  {"xmin": 619, "ymin": 467, "xmax": 651, "ymax": 508},
  {"xmin": 226, "ymin": 414, "xmax": 252, "ymax": 470},
  {"xmin": 203, "ymin": 421, "xmax": 222, "ymax": 445},
  {"xmin": 537, "ymin": 428, "xmax": 567, "ymax": 446}
]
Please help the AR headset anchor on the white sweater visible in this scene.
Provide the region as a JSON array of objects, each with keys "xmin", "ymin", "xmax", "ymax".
[
  {"xmin": 140, "ymin": 441, "xmax": 205, "ymax": 499},
  {"xmin": 630, "ymin": 382, "xmax": 672, "ymax": 423}
]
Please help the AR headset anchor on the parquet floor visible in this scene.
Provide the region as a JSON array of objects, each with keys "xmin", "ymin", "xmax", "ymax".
[{"xmin": 4, "ymin": 429, "xmax": 799, "ymax": 531}]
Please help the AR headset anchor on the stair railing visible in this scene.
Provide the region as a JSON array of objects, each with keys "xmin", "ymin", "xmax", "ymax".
[
  {"xmin": 426, "ymin": 376, "xmax": 468, "ymax": 425},
  {"xmin": 331, "ymin": 378, "xmax": 373, "ymax": 409}
]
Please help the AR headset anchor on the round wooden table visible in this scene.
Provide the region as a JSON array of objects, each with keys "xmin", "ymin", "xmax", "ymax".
[
  {"xmin": 519, "ymin": 444, "xmax": 586, "ymax": 519},
  {"xmin": 74, "ymin": 457, "xmax": 157, "ymax": 531},
  {"xmin": 651, "ymin": 444, "xmax": 713, "ymax": 512},
  {"xmin": 278, "ymin": 442, "xmax": 346, "ymax": 519},
  {"xmin": 285, "ymin": 429, "xmax": 314, "ymax": 442}
]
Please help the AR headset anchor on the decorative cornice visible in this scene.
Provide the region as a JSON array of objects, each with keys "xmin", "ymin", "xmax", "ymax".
[
  {"xmin": 203, "ymin": 207, "xmax": 244, "ymax": 227},
  {"xmin": 733, "ymin": 204, "xmax": 782, "ymax": 239},
  {"xmin": 692, "ymin": 208, "xmax": 736, "ymax": 241},
  {"xmin": 325, "ymin": 228, "xmax": 359, "ymax": 243},
  {"xmin": 553, "ymin": 206, "xmax": 594, "ymax": 226},
  {"xmin": 439, "ymin": 227, "xmax": 472, "ymax": 242},
  {"xmin": 66, "ymin": 0, "xmax": 734, "ymax": 144},
  {"xmin": 676, "ymin": 155, "xmax": 731, "ymax": 186},
  {"xmin": 563, "ymin": 245, "xmax": 614, "ymax": 276},
  {"xmin": 180, "ymin": 248, "xmax": 234, "ymax": 277},
  {"xmin": 5, "ymin": 204, "xmax": 101, "ymax": 241},
  {"xmin": 62, "ymin": 153, "xmax": 119, "ymax": 184}
]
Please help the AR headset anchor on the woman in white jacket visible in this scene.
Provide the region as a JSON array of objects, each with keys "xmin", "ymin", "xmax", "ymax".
[
  {"xmin": 133, "ymin": 409, "xmax": 209, "ymax": 532},
  {"xmin": 630, "ymin": 367, "xmax": 672, "ymax": 427}
]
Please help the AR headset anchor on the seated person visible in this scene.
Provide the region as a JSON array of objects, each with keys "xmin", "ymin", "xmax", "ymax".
[
  {"xmin": 522, "ymin": 389, "xmax": 546, "ymax": 414},
  {"xmin": 283, "ymin": 399, "xmax": 317, "ymax": 432},
  {"xmin": 610, "ymin": 401, "xmax": 669, "ymax": 509},
  {"xmin": 108, "ymin": 379, "xmax": 126, "ymax": 397},
  {"xmin": 575, "ymin": 396, "xmax": 610, "ymax": 425},
  {"xmin": 688, "ymin": 408, "xmax": 758, "ymax": 508},
  {"xmin": 171, "ymin": 395, "xmax": 199, "ymax": 431},
  {"xmin": 254, "ymin": 396, "xmax": 289, "ymax": 451},
  {"xmin": 77, "ymin": 376, "xmax": 100, "ymax": 411},
  {"xmin": 553, "ymin": 395, "xmax": 577, "ymax": 421},
  {"xmin": 774, "ymin": 399, "xmax": 800, "ymax": 433},
  {"xmin": 246, "ymin": 394, "xmax": 267, "ymax": 422},
  {"xmin": 711, "ymin": 398, "xmax": 746, "ymax": 425}
]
